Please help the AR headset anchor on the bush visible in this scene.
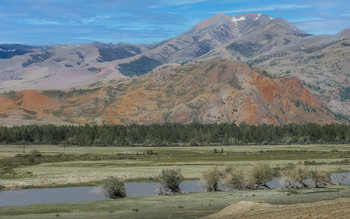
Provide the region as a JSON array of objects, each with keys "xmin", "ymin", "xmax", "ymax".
[
  {"xmin": 251, "ymin": 164, "xmax": 273, "ymax": 188},
  {"xmin": 102, "ymin": 177, "xmax": 126, "ymax": 199},
  {"xmin": 29, "ymin": 150, "xmax": 41, "ymax": 157},
  {"xmin": 158, "ymin": 169, "xmax": 183, "ymax": 193},
  {"xmin": 0, "ymin": 185, "xmax": 5, "ymax": 190},
  {"xmin": 311, "ymin": 170, "xmax": 332, "ymax": 188},
  {"xmin": 201, "ymin": 167, "xmax": 223, "ymax": 192},
  {"xmin": 280, "ymin": 164, "xmax": 309, "ymax": 188},
  {"xmin": 293, "ymin": 164, "xmax": 310, "ymax": 188},
  {"xmin": 223, "ymin": 167, "xmax": 254, "ymax": 190}
]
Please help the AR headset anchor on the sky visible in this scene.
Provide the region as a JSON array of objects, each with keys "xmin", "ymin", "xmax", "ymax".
[{"xmin": 0, "ymin": 0, "xmax": 349, "ymax": 45}]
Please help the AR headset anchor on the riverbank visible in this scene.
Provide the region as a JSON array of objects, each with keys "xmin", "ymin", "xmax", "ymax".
[
  {"xmin": 1, "ymin": 144, "xmax": 350, "ymax": 218},
  {"xmin": 1, "ymin": 186, "xmax": 350, "ymax": 218},
  {"xmin": 1, "ymin": 144, "xmax": 350, "ymax": 190}
]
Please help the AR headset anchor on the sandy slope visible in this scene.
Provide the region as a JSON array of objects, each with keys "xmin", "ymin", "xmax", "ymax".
[{"xmin": 206, "ymin": 198, "xmax": 350, "ymax": 219}]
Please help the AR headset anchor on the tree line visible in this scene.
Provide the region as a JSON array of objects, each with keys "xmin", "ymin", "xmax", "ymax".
[{"xmin": 0, "ymin": 123, "xmax": 349, "ymax": 146}]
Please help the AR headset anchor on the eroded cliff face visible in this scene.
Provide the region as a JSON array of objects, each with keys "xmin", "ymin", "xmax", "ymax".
[{"xmin": 0, "ymin": 60, "xmax": 337, "ymax": 126}]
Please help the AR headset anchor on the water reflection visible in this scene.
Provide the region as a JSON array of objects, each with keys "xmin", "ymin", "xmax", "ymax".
[{"xmin": 0, "ymin": 173, "xmax": 349, "ymax": 207}]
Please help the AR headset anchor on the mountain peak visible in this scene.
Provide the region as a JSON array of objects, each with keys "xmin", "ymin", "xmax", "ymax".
[
  {"xmin": 188, "ymin": 13, "xmax": 233, "ymax": 34},
  {"xmin": 229, "ymin": 13, "xmax": 273, "ymax": 35}
]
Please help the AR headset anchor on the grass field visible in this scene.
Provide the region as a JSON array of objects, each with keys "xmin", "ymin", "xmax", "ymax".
[{"xmin": 1, "ymin": 144, "xmax": 350, "ymax": 189}]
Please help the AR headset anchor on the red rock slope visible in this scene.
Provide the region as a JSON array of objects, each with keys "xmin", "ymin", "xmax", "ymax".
[{"xmin": 0, "ymin": 60, "xmax": 337, "ymax": 126}]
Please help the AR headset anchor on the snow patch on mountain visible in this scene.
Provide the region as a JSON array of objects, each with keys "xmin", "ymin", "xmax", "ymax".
[
  {"xmin": 255, "ymin": 14, "xmax": 262, "ymax": 21},
  {"xmin": 232, "ymin": 16, "xmax": 246, "ymax": 29},
  {"xmin": 0, "ymin": 48, "xmax": 17, "ymax": 52}
]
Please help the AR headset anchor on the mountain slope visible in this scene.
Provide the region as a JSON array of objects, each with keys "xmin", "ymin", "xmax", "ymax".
[
  {"xmin": 0, "ymin": 13, "xmax": 285, "ymax": 91},
  {"xmin": 197, "ymin": 27, "xmax": 350, "ymax": 119},
  {"xmin": 0, "ymin": 60, "xmax": 337, "ymax": 126},
  {"xmin": 198, "ymin": 16, "xmax": 309, "ymax": 62},
  {"xmin": 0, "ymin": 13, "xmax": 349, "ymax": 122},
  {"xmin": 337, "ymin": 28, "xmax": 350, "ymax": 39},
  {"xmin": 114, "ymin": 13, "xmax": 269, "ymax": 69},
  {"xmin": 0, "ymin": 43, "xmax": 152, "ymax": 91}
]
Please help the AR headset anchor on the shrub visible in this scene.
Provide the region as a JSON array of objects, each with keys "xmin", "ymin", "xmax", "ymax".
[
  {"xmin": 224, "ymin": 167, "xmax": 254, "ymax": 189},
  {"xmin": 102, "ymin": 177, "xmax": 126, "ymax": 199},
  {"xmin": 0, "ymin": 185, "xmax": 5, "ymax": 190},
  {"xmin": 280, "ymin": 166, "xmax": 295, "ymax": 187},
  {"xmin": 251, "ymin": 164, "xmax": 274, "ymax": 188},
  {"xmin": 280, "ymin": 164, "xmax": 310, "ymax": 188},
  {"xmin": 29, "ymin": 150, "xmax": 41, "ymax": 157},
  {"xmin": 158, "ymin": 169, "xmax": 183, "ymax": 193},
  {"xmin": 293, "ymin": 164, "xmax": 310, "ymax": 188},
  {"xmin": 201, "ymin": 167, "xmax": 223, "ymax": 192},
  {"xmin": 311, "ymin": 170, "xmax": 332, "ymax": 188}
]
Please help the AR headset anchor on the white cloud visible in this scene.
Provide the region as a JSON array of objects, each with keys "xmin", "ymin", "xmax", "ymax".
[
  {"xmin": 24, "ymin": 19, "xmax": 62, "ymax": 25},
  {"xmin": 150, "ymin": 0, "xmax": 208, "ymax": 8},
  {"xmin": 167, "ymin": 0, "xmax": 208, "ymax": 5},
  {"xmin": 211, "ymin": 4, "xmax": 312, "ymax": 14},
  {"xmin": 293, "ymin": 18, "xmax": 350, "ymax": 34}
]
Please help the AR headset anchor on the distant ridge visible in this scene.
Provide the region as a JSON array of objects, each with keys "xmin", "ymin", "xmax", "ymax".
[{"xmin": 337, "ymin": 28, "xmax": 350, "ymax": 39}]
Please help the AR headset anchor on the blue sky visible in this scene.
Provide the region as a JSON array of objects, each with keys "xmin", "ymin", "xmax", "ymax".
[{"xmin": 0, "ymin": 0, "xmax": 349, "ymax": 45}]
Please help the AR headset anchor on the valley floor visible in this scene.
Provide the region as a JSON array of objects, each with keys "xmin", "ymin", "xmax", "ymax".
[
  {"xmin": 1, "ymin": 144, "xmax": 350, "ymax": 189},
  {"xmin": 1, "ymin": 144, "xmax": 350, "ymax": 218}
]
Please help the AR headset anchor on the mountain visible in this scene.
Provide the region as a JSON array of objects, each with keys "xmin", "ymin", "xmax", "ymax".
[
  {"xmin": 0, "ymin": 12, "xmax": 349, "ymax": 124},
  {"xmin": 110, "ymin": 13, "xmax": 276, "ymax": 78},
  {"xmin": 337, "ymin": 28, "xmax": 350, "ymax": 39},
  {"xmin": 0, "ymin": 13, "xmax": 301, "ymax": 91},
  {"xmin": 0, "ymin": 42, "xmax": 154, "ymax": 91},
  {"xmin": 198, "ymin": 16, "xmax": 309, "ymax": 62},
  {"xmin": 0, "ymin": 44, "xmax": 46, "ymax": 59},
  {"xmin": 144, "ymin": 13, "xmax": 274, "ymax": 63},
  {"xmin": 197, "ymin": 32, "xmax": 350, "ymax": 119},
  {"xmin": 0, "ymin": 60, "xmax": 337, "ymax": 126}
]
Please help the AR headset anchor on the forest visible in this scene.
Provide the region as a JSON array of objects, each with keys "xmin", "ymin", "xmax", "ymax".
[{"xmin": 0, "ymin": 123, "xmax": 349, "ymax": 146}]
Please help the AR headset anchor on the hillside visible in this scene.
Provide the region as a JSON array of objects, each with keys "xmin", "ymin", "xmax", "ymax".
[
  {"xmin": 199, "ymin": 16, "xmax": 308, "ymax": 62},
  {"xmin": 197, "ymin": 30, "xmax": 350, "ymax": 119},
  {"xmin": 0, "ymin": 60, "xmax": 337, "ymax": 126},
  {"xmin": 0, "ymin": 13, "xmax": 306, "ymax": 92},
  {"xmin": 0, "ymin": 13, "xmax": 349, "ymax": 122},
  {"xmin": 337, "ymin": 28, "xmax": 350, "ymax": 39},
  {"xmin": 0, "ymin": 43, "xmax": 153, "ymax": 91}
]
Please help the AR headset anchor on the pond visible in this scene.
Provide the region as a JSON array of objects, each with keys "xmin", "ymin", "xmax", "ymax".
[
  {"xmin": 1, "ymin": 173, "xmax": 349, "ymax": 207},
  {"xmin": 0, "ymin": 180, "xmax": 206, "ymax": 206}
]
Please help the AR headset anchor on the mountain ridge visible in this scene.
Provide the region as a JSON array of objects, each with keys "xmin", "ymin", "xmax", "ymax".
[
  {"xmin": 0, "ymin": 59, "xmax": 338, "ymax": 126},
  {"xmin": 0, "ymin": 12, "xmax": 309, "ymax": 92},
  {"xmin": 0, "ymin": 13, "xmax": 349, "ymax": 124}
]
